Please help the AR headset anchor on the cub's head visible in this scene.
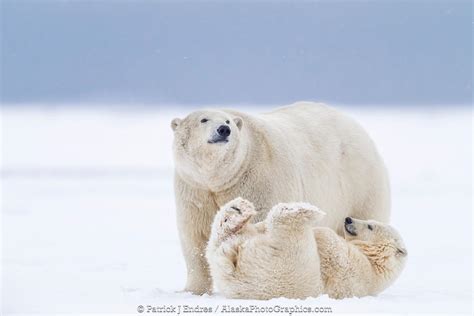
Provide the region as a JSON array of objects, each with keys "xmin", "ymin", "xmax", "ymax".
[
  {"xmin": 171, "ymin": 110, "xmax": 243, "ymax": 176},
  {"xmin": 344, "ymin": 217, "xmax": 407, "ymax": 260},
  {"xmin": 211, "ymin": 197, "xmax": 256, "ymax": 242}
]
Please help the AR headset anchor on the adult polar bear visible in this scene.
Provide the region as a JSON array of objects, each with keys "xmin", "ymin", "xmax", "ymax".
[{"xmin": 171, "ymin": 102, "xmax": 390, "ymax": 295}]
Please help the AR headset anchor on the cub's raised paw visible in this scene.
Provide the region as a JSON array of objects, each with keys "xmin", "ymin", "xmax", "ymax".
[
  {"xmin": 268, "ymin": 202, "xmax": 326, "ymax": 224},
  {"xmin": 224, "ymin": 197, "xmax": 257, "ymax": 218},
  {"xmin": 211, "ymin": 197, "xmax": 257, "ymax": 242}
]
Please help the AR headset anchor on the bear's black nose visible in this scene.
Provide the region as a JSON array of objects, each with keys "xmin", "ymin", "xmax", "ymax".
[
  {"xmin": 217, "ymin": 125, "xmax": 231, "ymax": 137},
  {"xmin": 345, "ymin": 217, "xmax": 352, "ymax": 224}
]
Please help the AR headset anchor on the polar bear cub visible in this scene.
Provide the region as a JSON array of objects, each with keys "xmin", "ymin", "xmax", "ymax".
[
  {"xmin": 206, "ymin": 197, "xmax": 326, "ymax": 300},
  {"xmin": 315, "ymin": 217, "xmax": 407, "ymax": 299}
]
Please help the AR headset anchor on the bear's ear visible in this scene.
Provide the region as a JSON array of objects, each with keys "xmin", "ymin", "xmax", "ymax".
[
  {"xmin": 171, "ymin": 118, "xmax": 182, "ymax": 131},
  {"xmin": 396, "ymin": 247, "xmax": 408, "ymax": 257},
  {"xmin": 233, "ymin": 117, "xmax": 243, "ymax": 130}
]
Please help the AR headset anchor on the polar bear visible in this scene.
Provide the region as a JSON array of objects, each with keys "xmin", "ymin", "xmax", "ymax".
[
  {"xmin": 206, "ymin": 197, "xmax": 326, "ymax": 300},
  {"xmin": 171, "ymin": 102, "xmax": 390, "ymax": 294},
  {"xmin": 314, "ymin": 217, "xmax": 407, "ymax": 299}
]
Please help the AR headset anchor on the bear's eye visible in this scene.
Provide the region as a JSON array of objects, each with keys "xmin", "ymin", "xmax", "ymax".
[
  {"xmin": 225, "ymin": 120, "xmax": 230, "ymax": 124},
  {"xmin": 368, "ymin": 224, "xmax": 373, "ymax": 231},
  {"xmin": 224, "ymin": 218, "xmax": 228, "ymax": 223},
  {"xmin": 200, "ymin": 118, "xmax": 208, "ymax": 123}
]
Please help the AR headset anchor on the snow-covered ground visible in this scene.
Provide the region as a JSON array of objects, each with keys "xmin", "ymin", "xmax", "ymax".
[{"xmin": 1, "ymin": 105, "xmax": 472, "ymax": 315}]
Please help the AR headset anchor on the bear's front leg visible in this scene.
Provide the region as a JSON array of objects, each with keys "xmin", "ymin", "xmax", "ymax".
[
  {"xmin": 175, "ymin": 177, "xmax": 218, "ymax": 295},
  {"xmin": 179, "ymin": 229, "xmax": 212, "ymax": 295}
]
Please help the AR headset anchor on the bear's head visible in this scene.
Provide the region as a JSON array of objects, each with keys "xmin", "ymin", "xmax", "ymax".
[
  {"xmin": 171, "ymin": 110, "xmax": 245, "ymax": 188},
  {"xmin": 343, "ymin": 217, "xmax": 407, "ymax": 265},
  {"xmin": 211, "ymin": 197, "xmax": 256, "ymax": 242}
]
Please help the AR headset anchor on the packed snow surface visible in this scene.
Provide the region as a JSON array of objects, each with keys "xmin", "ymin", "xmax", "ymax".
[{"xmin": 1, "ymin": 105, "xmax": 472, "ymax": 315}]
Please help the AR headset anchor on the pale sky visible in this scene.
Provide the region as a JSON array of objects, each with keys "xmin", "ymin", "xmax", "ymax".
[{"xmin": 1, "ymin": 0, "xmax": 471, "ymax": 105}]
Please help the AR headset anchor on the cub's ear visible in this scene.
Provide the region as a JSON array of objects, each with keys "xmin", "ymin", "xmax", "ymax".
[
  {"xmin": 171, "ymin": 118, "xmax": 182, "ymax": 131},
  {"xmin": 233, "ymin": 117, "xmax": 243, "ymax": 130},
  {"xmin": 396, "ymin": 247, "xmax": 408, "ymax": 257}
]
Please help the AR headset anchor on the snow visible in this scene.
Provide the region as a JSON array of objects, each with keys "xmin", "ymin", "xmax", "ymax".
[{"xmin": 1, "ymin": 105, "xmax": 472, "ymax": 315}]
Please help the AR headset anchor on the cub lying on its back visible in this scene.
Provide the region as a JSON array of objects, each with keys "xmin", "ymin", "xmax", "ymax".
[
  {"xmin": 206, "ymin": 197, "xmax": 326, "ymax": 300},
  {"xmin": 315, "ymin": 217, "xmax": 407, "ymax": 299}
]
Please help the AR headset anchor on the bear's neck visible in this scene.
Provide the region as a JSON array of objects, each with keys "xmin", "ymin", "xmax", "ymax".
[
  {"xmin": 350, "ymin": 240, "xmax": 403, "ymax": 292},
  {"xmin": 210, "ymin": 140, "xmax": 252, "ymax": 192},
  {"xmin": 352, "ymin": 242, "xmax": 392, "ymax": 273}
]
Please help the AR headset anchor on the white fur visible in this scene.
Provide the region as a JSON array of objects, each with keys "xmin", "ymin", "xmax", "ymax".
[
  {"xmin": 315, "ymin": 218, "xmax": 407, "ymax": 299},
  {"xmin": 206, "ymin": 198, "xmax": 326, "ymax": 300},
  {"xmin": 171, "ymin": 102, "xmax": 390, "ymax": 294}
]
